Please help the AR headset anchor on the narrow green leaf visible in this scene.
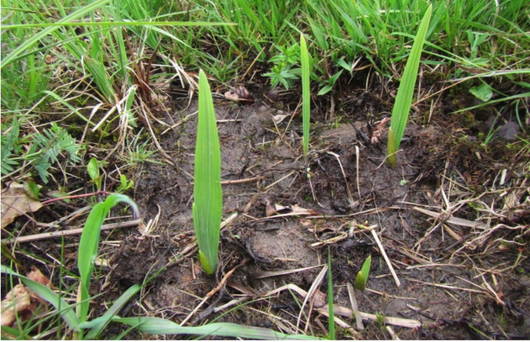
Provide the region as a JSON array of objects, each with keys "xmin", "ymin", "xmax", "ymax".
[
  {"xmin": 1, "ymin": 265, "xmax": 80, "ymax": 331},
  {"xmin": 84, "ymin": 284, "xmax": 141, "ymax": 339},
  {"xmin": 0, "ymin": 0, "xmax": 111, "ymax": 69},
  {"xmin": 387, "ymin": 4, "xmax": 432, "ymax": 167},
  {"xmin": 300, "ymin": 34, "xmax": 311, "ymax": 157},
  {"xmin": 2, "ymin": 21, "xmax": 236, "ymax": 30},
  {"xmin": 337, "ymin": 58, "xmax": 353, "ymax": 72},
  {"xmin": 84, "ymin": 56, "xmax": 116, "ymax": 103},
  {"xmin": 42, "ymin": 90, "xmax": 94, "ymax": 125},
  {"xmin": 354, "ymin": 254, "xmax": 372, "ymax": 291},
  {"xmin": 318, "ymin": 84, "xmax": 333, "ymax": 96},
  {"xmin": 452, "ymin": 92, "xmax": 530, "ymax": 114},
  {"xmin": 112, "ymin": 28, "xmax": 129, "ymax": 83},
  {"xmin": 114, "ymin": 317, "xmax": 319, "ymax": 340},
  {"xmin": 123, "ymin": 85, "xmax": 138, "ymax": 127},
  {"xmin": 77, "ymin": 194, "xmax": 138, "ymax": 321},
  {"xmin": 193, "ymin": 70, "xmax": 222, "ymax": 275}
]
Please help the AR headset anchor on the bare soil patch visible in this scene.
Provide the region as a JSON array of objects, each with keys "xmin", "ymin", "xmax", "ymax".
[{"xmin": 107, "ymin": 88, "xmax": 529, "ymax": 339}]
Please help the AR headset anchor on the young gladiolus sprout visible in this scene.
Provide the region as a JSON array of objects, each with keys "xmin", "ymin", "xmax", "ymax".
[
  {"xmin": 354, "ymin": 254, "xmax": 372, "ymax": 291},
  {"xmin": 193, "ymin": 70, "xmax": 223, "ymax": 275},
  {"xmin": 387, "ymin": 4, "xmax": 432, "ymax": 166}
]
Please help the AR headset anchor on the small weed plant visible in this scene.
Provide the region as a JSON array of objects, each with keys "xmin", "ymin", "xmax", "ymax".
[
  {"xmin": 1, "ymin": 122, "xmax": 82, "ymax": 183},
  {"xmin": 264, "ymin": 44, "xmax": 300, "ymax": 89}
]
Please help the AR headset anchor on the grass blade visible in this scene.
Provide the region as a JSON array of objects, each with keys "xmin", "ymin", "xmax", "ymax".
[
  {"xmin": 77, "ymin": 194, "xmax": 138, "ymax": 321},
  {"xmin": 3, "ymin": 21, "xmax": 235, "ymax": 30},
  {"xmin": 387, "ymin": 4, "xmax": 432, "ymax": 167},
  {"xmin": 193, "ymin": 70, "xmax": 222, "ymax": 275},
  {"xmin": 300, "ymin": 33, "xmax": 311, "ymax": 157},
  {"xmin": 42, "ymin": 90, "xmax": 94, "ymax": 125},
  {"xmin": 83, "ymin": 56, "xmax": 116, "ymax": 103},
  {"xmin": 114, "ymin": 317, "xmax": 319, "ymax": 340},
  {"xmin": 84, "ymin": 284, "xmax": 141, "ymax": 339},
  {"xmin": 1, "ymin": 265, "xmax": 80, "ymax": 331},
  {"xmin": 112, "ymin": 28, "xmax": 129, "ymax": 83},
  {"xmin": 452, "ymin": 91, "xmax": 530, "ymax": 114},
  {"xmin": 0, "ymin": 0, "xmax": 110, "ymax": 69}
]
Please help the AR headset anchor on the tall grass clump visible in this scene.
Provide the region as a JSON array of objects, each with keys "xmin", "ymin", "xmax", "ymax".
[
  {"xmin": 193, "ymin": 70, "xmax": 223, "ymax": 275},
  {"xmin": 300, "ymin": 33, "xmax": 311, "ymax": 157},
  {"xmin": 387, "ymin": 4, "xmax": 432, "ymax": 167}
]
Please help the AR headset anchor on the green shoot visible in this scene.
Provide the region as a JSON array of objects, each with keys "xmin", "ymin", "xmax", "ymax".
[
  {"xmin": 81, "ymin": 284, "xmax": 141, "ymax": 339},
  {"xmin": 193, "ymin": 70, "xmax": 223, "ymax": 275},
  {"xmin": 77, "ymin": 194, "xmax": 138, "ymax": 322},
  {"xmin": 327, "ymin": 248, "xmax": 336, "ymax": 340},
  {"xmin": 354, "ymin": 254, "xmax": 372, "ymax": 291},
  {"xmin": 116, "ymin": 174, "xmax": 135, "ymax": 193},
  {"xmin": 300, "ymin": 33, "xmax": 311, "ymax": 157},
  {"xmin": 87, "ymin": 158, "xmax": 103, "ymax": 191},
  {"xmin": 386, "ymin": 4, "xmax": 432, "ymax": 167}
]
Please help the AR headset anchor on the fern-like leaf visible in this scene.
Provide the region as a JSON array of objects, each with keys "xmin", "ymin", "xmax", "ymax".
[
  {"xmin": 29, "ymin": 123, "xmax": 81, "ymax": 183},
  {"xmin": 1, "ymin": 122, "xmax": 21, "ymax": 175}
]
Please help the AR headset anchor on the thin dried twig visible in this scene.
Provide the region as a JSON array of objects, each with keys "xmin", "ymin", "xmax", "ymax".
[
  {"xmin": 307, "ymin": 170, "xmax": 325, "ymax": 208},
  {"xmin": 180, "ymin": 259, "xmax": 248, "ymax": 326},
  {"xmin": 296, "ymin": 265, "xmax": 327, "ymax": 330},
  {"xmin": 327, "ymin": 151, "xmax": 356, "ymax": 207},
  {"xmin": 221, "ymin": 176, "xmax": 263, "ymax": 185},
  {"xmin": 307, "ymin": 206, "xmax": 399, "ymax": 219},
  {"xmin": 347, "ymin": 282, "xmax": 364, "ymax": 330},
  {"xmin": 260, "ymin": 283, "xmax": 421, "ymax": 329},
  {"xmin": 411, "ymin": 206, "xmax": 489, "ymax": 229},
  {"xmin": 355, "ymin": 145, "xmax": 361, "ymax": 199},
  {"xmin": 4, "ymin": 219, "xmax": 143, "ymax": 244},
  {"xmin": 369, "ymin": 228, "xmax": 401, "ymax": 287},
  {"xmin": 253, "ymin": 265, "xmax": 324, "ymax": 279},
  {"xmin": 329, "ymin": 305, "xmax": 420, "ymax": 329},
  {"xmin": 386, "ymin": 326, "xmax": 400, "ymax": 340},
  {"xmin": 264, "ymin": 171, "xmax": 295, "ymax": 191},
  {"xmin": 139, "ymin": 101, "xmax": 175, "ymax": 166}
]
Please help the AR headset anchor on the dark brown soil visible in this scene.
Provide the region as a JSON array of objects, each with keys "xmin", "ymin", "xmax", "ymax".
[
  {"xmin": 3, "ymin": 77, "xmax": 528, "ymax": 340},
  {"xmin": 105, "ymin": 88, "xmax": 528, "ymax": 339}
]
